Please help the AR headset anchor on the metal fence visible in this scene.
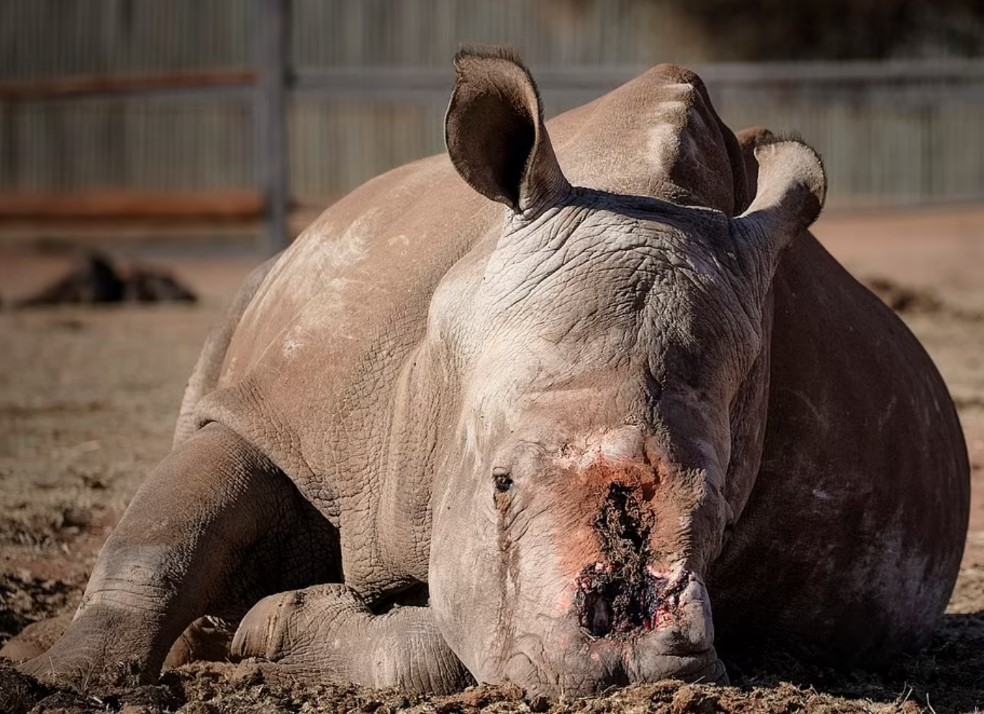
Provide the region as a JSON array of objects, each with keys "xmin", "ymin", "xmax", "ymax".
[
  {"xmin": 288, "ymin": 61, "xmax": 984, "ymax": 208},
  {"xmin": 1, "ymin": 0, "xmax": 982, "ymax": 252}
]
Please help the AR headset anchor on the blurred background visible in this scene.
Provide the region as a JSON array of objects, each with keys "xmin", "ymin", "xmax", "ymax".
[{"xmin": 0, "ymin": 0, "xmax": 982, "ymax": 251}]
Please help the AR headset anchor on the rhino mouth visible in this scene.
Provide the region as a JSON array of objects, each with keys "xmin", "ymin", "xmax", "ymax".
[{"xmin": 574, "ymin": 483, "xmax": 687, "ymax": 638}]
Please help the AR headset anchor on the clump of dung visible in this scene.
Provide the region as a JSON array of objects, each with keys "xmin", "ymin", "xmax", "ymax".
[
  {"xmin": 15, "ymin": 252, "xmax": 196, "ymax": 307},
  {"xmin": 864, "ymin": 276, "xmax": 942, "ymax": 315}
]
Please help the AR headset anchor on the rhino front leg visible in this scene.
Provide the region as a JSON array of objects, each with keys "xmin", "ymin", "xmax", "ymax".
[
  {"xmin": 231, "ymin": 584, "xmax": 471, "ymax": 694},
  {"xmin": 13, "ymin": 422, "xmax": 333, "ymax": 688}
]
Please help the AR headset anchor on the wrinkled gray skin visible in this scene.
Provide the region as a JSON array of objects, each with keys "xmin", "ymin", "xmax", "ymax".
[{"xmin": 5, "ymin": 49, "xmax": 968, "ymax": 696}]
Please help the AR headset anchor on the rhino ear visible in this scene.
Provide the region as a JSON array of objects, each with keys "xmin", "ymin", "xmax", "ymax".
[
  {"xmin": 445, "ymin": 47, "xmax": 570, "ymax": 215},
  {"xmin": 733, "ymin": 137, "xmax": 827, "ymax": 259}
]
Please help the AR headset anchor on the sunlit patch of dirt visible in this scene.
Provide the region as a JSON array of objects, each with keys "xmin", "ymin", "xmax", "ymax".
[{"xmin": 863, "ymin": 275, "xmax": 982, "ymax": 322}]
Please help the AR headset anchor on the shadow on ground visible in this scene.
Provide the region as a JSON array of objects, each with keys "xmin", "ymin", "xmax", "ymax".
[{"xmin": 722, "ymin": 611, "xmax": 984, "ymax": 712}]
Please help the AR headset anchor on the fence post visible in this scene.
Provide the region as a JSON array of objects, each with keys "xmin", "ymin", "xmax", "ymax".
[{"xmin": 255, "ymin": 0, "xmax": 291, "ymax": 253}]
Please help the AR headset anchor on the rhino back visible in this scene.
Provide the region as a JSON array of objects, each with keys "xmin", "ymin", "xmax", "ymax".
[
  {"xmin": 548, "ymin": 63, "xmax": 749, "ymax": 215},
  {"xmin": 709, "ymin": 233, "xmax": 969, "ymax": 662}
]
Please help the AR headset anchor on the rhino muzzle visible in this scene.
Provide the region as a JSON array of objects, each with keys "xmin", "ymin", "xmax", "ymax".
[
  {"xmin": 575, "ymin": 563, "xmax": 691, "ymax": 638},
  {"xmin": 573, "ymin": 483, "xmax": 711, "ymax": 651},
  {"xmin": 575, "ymin": 483, "xmax": 660, "ymax": 637}
]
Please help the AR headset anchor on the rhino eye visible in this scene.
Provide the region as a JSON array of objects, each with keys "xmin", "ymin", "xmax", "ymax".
[{"xmin": 492, "ymin": 467, "xmax": 513, "ymax": 493}]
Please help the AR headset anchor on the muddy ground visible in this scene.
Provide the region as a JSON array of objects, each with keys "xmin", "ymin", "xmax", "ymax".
[{"xmin": 0, "ymin": 205, "xmax": 982, "ymax": 713}]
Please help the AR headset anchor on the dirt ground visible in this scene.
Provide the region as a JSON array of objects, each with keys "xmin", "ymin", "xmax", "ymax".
[{"xmin": 0, "ymin": 205, "xmax": 982, "ymax": 713}]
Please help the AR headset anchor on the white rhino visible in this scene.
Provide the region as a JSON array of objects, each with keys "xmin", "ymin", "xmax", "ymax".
[{"xmin": 4, "ymin": 48, "xmax": 968, "ymax": 697}]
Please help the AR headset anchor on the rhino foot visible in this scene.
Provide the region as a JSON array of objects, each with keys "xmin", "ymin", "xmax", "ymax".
[
  {"xmin": 13, "ymin": 604, "xmax": 159, "ymax": 690},
  {"xmin": 231, "ymin": 584, "xmax": 471, "ymax": 694}
]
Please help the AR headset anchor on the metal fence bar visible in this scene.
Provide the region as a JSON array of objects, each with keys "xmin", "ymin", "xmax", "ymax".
[
  {"xmin": 254, "ymin": 0, "xmax": 291, "ymax": 253},
  {"xmin": 293, "ymin": 59, "xmax": 984, "ymax": 100},
  {"xmin": 0, "ymin": 70, "xmax": 257, "ymax": 102},
  {"xmin": 694, "ymin": 59, "xmax": 984, "ymax": 83},
  {"xmin": 3, "ymin": 62, "xmax": 980, "ymax": 104}
]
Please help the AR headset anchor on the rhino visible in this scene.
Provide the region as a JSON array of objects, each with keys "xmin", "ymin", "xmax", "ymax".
[{"xmin": 4, "ymin": 48, "xmax": 968, "ymax": 696}]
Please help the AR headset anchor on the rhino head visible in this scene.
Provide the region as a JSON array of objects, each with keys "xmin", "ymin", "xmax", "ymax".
[{"xmin": 426, "ymin": 49, "xmax": 825, "ymax": 694}]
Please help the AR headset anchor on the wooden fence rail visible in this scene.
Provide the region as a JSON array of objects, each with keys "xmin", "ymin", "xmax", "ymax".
[{"xmin": 0, "ymin": 70, "xmax": 258, "ymax": 102}]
